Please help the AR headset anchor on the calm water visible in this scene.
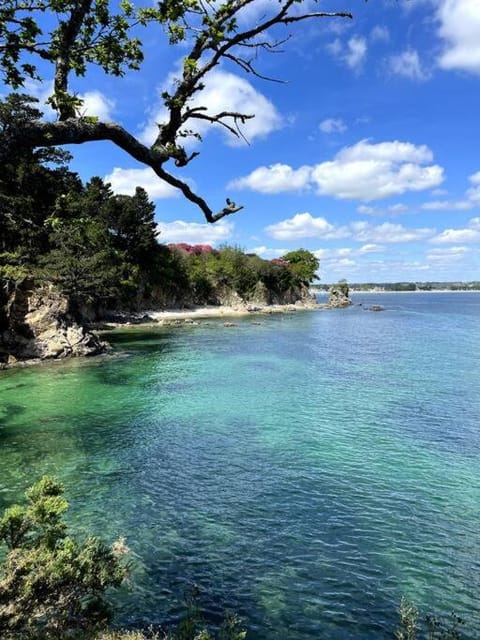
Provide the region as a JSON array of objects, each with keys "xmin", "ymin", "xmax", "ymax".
[{"xmin": 1, "ymin": 292, "xmax": 479, "ymax": 638}]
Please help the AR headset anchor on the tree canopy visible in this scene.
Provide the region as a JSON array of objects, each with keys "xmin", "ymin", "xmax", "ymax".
[{"xmin": 0, "ymin": 0, "xmax": 351, "ymax": 223}]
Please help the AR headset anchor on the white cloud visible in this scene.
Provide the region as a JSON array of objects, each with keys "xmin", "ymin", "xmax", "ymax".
[
  {"xmin": 157, "ymin": 220, "xmax": 234, "ymax": 245},
  {"xmin": 359, "ymin": 243, "xmax": 385, "ymax": 253},
  {"xmin": 231, "ymin": 140, "xmax": 444, "ymax": 201},
  {"xmin": 250, "ymin": 246, "xmax": 288, "ymax": 259},
  {"xmin": 141, "ymin": 69, "xmax": 282, "ymax": 147},
  {"xmin": 311, "ymin": 140, "xmax": 443, "ymax": 201},
  {"xmin": 327, "ymin": 36, "xmax": 367, "ymax": 70},
  {"xmin": 431, "ymin": 228, "xmax": 480, "ymax": 243},
  {"xmin": 370, "ymin": 25, "xmax": 390, "ymax": 42},
  {"xmin": 265, "ymin": 213, "xmax": 342, "ymax": 241},
  {"xmin": 426, "ymin": 246, "xmax": 470, "ymax": 262},
  {"xmin": 467, "ymin": 170, "xmax": 480, "ymax": 202},
  {"xmin": 349, "ymin": 221, "xmax": 434, "ymax": 244},
  {"xmin": 421, "ymin": 199, "xmax": 472, "ymax": 211},
  {"xmin": 388, "ymin": 49, "xmax": 430, "ymax": 81},
  {"xmin": 437, "ymin": 0, "xmax": 480, "ymax": 74},
  {"xmin": 345, "ymin": 36, "xmax": 367, "ymax": 69},
  {"xmin": 104, "ymin": 167, "xmax": 179, "ymax": 199},
  {"xmin": 265, "ymin": 213, "xmax": 435, "ymax": 244},
  {"xmin": 22, "ymin": 82, "xmax": 115, "ymax": 120},
  {"xmin": 319, "ymin": 118, "xmax": 347, "ymax": 134},
  {"xmin": 431, "ymin": 217, "xmax": 480, "ymax": 243},
  {"xmin": 23, "ymin": 79, "xmax": 55, "ymax": 119},
  {"xmin": 469, "ymin": 170, "xmax": 480, "ymax": 185},
  {"xmin": 357, "ymin": 203, "xmax": 409, "ymax": 216},
  {"xmin": 79, "ymin": 91, "xmax": 115, "ymax": 120},
  {"xmin": 470, "ymin": 216, "xmax": 480, "ymax": 228},
  {"xmin": 228, "ymin": 164, "xmax": 311, "ymax": 193},
  {"xmin": 420, "ymin": 168, "xmax": 480, "ymax": 210}
]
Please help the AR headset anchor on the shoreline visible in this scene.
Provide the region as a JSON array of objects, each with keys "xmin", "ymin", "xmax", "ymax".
[{"xmin": 95, "ymin": 300, "xmax": 324, "ymax": 329}]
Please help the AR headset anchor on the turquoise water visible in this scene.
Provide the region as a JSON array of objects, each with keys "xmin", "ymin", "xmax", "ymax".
[{"xmin": 1, "ymin": 292, "xmax": 479, "ymax": 638}]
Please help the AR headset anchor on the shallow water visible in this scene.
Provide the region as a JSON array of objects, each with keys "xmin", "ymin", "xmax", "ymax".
[{"xmin": 1, "ymin": 292, "xmax": 479, "ymax": 638}]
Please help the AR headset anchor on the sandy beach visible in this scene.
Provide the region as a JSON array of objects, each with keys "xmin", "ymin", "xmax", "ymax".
[{"xmin": 99, "ymin": 300, "xmax": 324, "ymax": 328}]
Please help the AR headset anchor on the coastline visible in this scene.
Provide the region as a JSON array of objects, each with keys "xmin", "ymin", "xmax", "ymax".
[{"xmin": 96, "ymin": 300, "xmax": 324, "ymax": 329}]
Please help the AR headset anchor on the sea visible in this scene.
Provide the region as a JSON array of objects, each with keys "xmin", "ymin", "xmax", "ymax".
[{"xmin": 0, "ymin": 291, "xmax": 479, "ymax": 639}]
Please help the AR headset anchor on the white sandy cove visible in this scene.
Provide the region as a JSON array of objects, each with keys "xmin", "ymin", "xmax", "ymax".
[{"xmin": 140, "ymin": 301, "xmax": 323, "ymax": 324}]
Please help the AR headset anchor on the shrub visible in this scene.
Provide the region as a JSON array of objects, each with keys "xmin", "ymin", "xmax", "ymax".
[{"xmin": 0, "ymin": 476, "xmax": 128, "ymax": 639}]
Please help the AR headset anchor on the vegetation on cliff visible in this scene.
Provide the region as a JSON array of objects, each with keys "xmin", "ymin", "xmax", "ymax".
[{"xmin": 0, "ymin": 94, "xmax": 318, "ymax": 363}]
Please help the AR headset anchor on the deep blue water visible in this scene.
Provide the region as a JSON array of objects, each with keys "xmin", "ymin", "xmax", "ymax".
[{"xmin": 0, "ymin": 292, "xmax": 479, "ymax": 638}]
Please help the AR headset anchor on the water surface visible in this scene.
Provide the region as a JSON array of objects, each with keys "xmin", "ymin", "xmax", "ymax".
[{"xmin": 1, "ymin": 292, "xmax": 479, "ymax": 638}]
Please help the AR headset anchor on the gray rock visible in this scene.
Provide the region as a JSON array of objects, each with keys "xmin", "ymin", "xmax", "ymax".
[
  {"xmin": 327, "ymin": 284, "xmax": 353, "ymax": 308},
  {"xmin": 1, "ymin": 281, "xmax": 106, "ymax": 365}
]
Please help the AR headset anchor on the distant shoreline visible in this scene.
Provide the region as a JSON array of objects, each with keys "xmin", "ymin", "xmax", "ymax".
[{"xmin": 314, "ymin": 289, "xmax": 480, "ymax": 294}]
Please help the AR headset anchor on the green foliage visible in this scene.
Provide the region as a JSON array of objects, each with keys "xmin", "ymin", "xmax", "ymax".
[
  {"xmin": 396, "ymin": 598, "xmax": 419, "ymax": 640},
  {"xmin": 171, "ymin": 245, "xmax": 304, "ymax": 305},
  {"xmin": 395, "ymin": 598, "xmax": 466, "ymax": 640},
  {"xmin": 281, "ymin": 249, "xmax": 319, "ymax": 285},
  {"xmin": 0, "ymin": 95, "xmax": 80, "ymax": 257},
  {"xmin": 336, "ymin": 278, "xmax": 349, "ymax": 297},
  {"xmin": 0, "ymin": 476, "xmax": 128, "ymax": 640}
]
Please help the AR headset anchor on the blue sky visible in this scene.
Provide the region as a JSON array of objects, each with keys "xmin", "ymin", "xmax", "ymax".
[{"xmin": 22, "ymin": 0, "xmax": 480, "ymax": 283}]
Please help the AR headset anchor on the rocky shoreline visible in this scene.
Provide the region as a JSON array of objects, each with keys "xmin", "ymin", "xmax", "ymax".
[
  {"xmin": 1, "ymin": 283, "xmax": 353, "ymax": 369},
  {"xmin": 94, "ymin": 299, "xmax": 324, "ymax": 329}
]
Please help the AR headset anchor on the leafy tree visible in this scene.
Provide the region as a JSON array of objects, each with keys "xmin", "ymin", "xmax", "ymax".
[
  {"xmin": 102, "ymin": 187, "xmax": 159, "ymax": 265},
  {"xmin": 0, "ymin": 476, "xmax": 128, "ymax": 640},
  {"xmin": 0, "ymin": 1, "xmax": 351, "ymax": 223},
  {"xmin": 281, "ymin": 249, "xmax": 319, "ymax": 285},
  {"xmin": 0, "ymin": 94, "xmax": 81, "ymax": 259}
]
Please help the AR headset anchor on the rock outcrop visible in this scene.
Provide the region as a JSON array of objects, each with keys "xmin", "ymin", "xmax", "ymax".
[
  {"xmin": 327, "ymin": 283, "xmax": 352, "ymax": 308},
  {"xmin": 0, "ymin": 280, "xmax": 106, "ymax": 366}
]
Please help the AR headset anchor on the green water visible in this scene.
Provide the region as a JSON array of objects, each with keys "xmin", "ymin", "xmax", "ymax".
[{"xmin": 1, "ymin": 293, "xmax": 479, "ymax": 638}]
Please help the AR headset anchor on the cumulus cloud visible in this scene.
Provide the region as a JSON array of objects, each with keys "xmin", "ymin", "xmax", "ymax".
[
  {"xmin": 228, "ymin": 164, "xmax": 311, "ymax": 193},
  {"xmin": 431, "ymin": 217, "xmax": 480, "ymax": 243},
  {"xmin": 141, "ymin": 69, "xmax": 282, "ymax": 147},
  {"xmin": 22, "ymin": 82, "xmax": 115, "ymax": 120},
  {"xmin": 431, "ymin": 228, "xmax": 480, "ymax": 243},
  {"xmin": 265, "ymin": 213, "xmax": 435, "ymax": 243},
  {"xmin": 156, "ymin": 220, "xmax": 234, "ymax": 245},
  {"xmin": 345, "ymin": 36, "xmax": 368, "ymax": 69},
  {"xmin": 79, "ymin": 91, "xmax": 115, "ymax": 120},
  {"xmin": 388, "ymin": 49, "xmax": 430, "ymax": 81},
  {"xmin": 312, "ymin": 140, "xmax": 443, "ymax": 200},
  {"xmin": 421, "ymin": 168, "xmax": 480, "ymax": 210},
  {"xmin": 437, "ymin": 0, "xmax": 480, "ymax": 74},
  {"xmin": 319, "ymin": 118, "xmax": 347, "ymax": 134},
  {"xmin": 327, "ymin": 36, "xmax": 367, "ymax": 70},
  {"xmin": 250, "ymin": 246, "xmax": 288, "ymax": 259},
  {"xmin": 231, "ymin": 140, "xmax": 444, "ymax": 201},
  {"xmin": 265, "ymin": 213, "xmax": 343, "ymax": 240},
  {"xmin": 104, "ymin": 167, "xmax": 179, "ymax": 199}
]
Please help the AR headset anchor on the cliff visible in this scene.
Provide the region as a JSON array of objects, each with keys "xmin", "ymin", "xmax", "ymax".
[{"xmin": 0, "ymin": 280, "xmax": 105, "ymax": 366}]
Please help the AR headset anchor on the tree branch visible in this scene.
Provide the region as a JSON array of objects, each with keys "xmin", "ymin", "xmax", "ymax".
[{"xmin": 4, "ymin": 117, "xmax": 241, "ymax": 223}]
